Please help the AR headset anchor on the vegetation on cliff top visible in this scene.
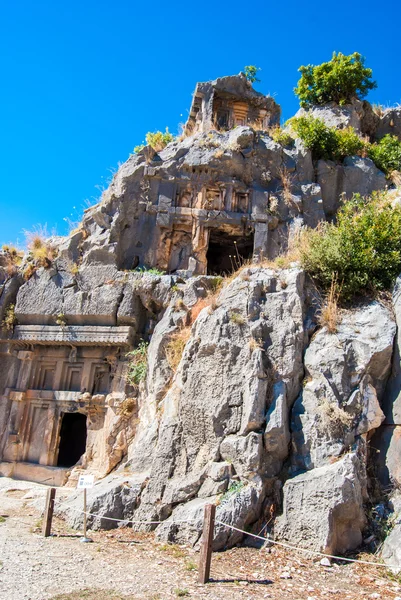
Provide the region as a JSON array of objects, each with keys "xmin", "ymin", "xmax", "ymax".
[
  {"xmin": 288, "ymin": 115, "xmax": 401, "ymax": 176},
  {"xmin": 295, "ymin": 51, "xmax": 377, "ymax": 108},
  {"xmin": 299, "ymin": 191, "xmax": 401, "ymax": 300}
]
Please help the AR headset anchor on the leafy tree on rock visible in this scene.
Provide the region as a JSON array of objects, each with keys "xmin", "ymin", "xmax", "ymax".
[
  {"xmin": 244, "ymin": 65, "xmax": 261, "ymax": 83},
  {"xmin": 294, "ymin": 52, "xmax": 377, "ymax": 108}
]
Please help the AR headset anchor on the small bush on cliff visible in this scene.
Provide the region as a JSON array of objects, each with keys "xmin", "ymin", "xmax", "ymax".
[
  {"xmin": 271, "ymin": 127, "xmax": 294, "ymax": 147},
  {"xmin": 126, "ymin": 341, "xmax": 149, "ymax": 386},
  {"xmin": 244, "ymin": 65, "xmax": 261, "ymax": 83},
  {"xmin": 289, "ymin": 116, "xmax": 338, "ymax": 160},
  {"xmin": 335, "ymin": 127, "xmax": 366, "ymax": 160},
  {"xmin": 368, "ymin": 134, "xmax": 401, "ymax": 176},
  {"xmin": 2, "ymin": 304, "xmax": 16, "ymax": 331},
  {"xmin": 294, "ymin": 52, "xmax": 377, "ymax": 108},
  {"xmin": 165, "ymin": 327, "xmax": 191, "ymax": 372},
  {"xmin": 300, "ymin": 192, "xmax": 401, "ymax": 299},
  {"xmin": 145, "ymin": 128, "xmax": 174, "ymax": 152},
  {"xmin": 289, "ymin": 116, "xmax": 367, "ymax": 162}
]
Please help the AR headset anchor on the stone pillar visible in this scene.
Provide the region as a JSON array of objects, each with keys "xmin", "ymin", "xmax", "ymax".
[
  {"xmin": 39, "ymin": 404, "xmax": 58, "ymax": 466},
  {"xmin": 224, "ymin": 184, "xmax": 233, "ymax": 211},
  {"xmin": 190, "ymin": 220, "xmax": 209, "ymax": 275},
  {"xmin": 253, "ymin": 222, "xmax": 269, "ymax": 262},
  {"xmin": 16, "ymin": 350, "xmax": 36, "ymax": 391}
]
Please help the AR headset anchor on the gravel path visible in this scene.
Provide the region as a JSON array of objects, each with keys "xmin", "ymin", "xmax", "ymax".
[{"xmin": 0, "ymin": 477, "xmax": 400, "ymax": 600}]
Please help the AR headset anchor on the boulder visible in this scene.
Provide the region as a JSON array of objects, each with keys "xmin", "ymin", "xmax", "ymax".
[
  {"xmin": 155, "ymin": 478, "xmax": 265, "ymax": 550},
  {"xmin": 58, "ymin": 474, "xmax": 145, "ymax": 530},
  {"xmin": 276, "ymin": 453, "xmax": 366, "ymax": 555},
  {"xmin": 381, "ymin": 492, "xmax": 401, "ymax": 571}
]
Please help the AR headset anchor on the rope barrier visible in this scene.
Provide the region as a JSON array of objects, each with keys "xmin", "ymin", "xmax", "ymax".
[
  {"xmin": 56, "ymin": 500, "xmax": 198, "ymax": 525},
  {"xmin": 215, "ymin": 520, "xmax": 400, "ymax": 570},
  {"xmin": 53, "ymin": 499, "xmax": 401, "ymax": 571}
]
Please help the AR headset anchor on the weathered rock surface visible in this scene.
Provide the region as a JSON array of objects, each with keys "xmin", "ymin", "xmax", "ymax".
[
  {"xmin": 127, "ymin": 267, "xmax": 307, "ymax": 546},
  {"xmin": 295, "ymin": 99, "xmax": 379, "ymax": 137},
  {"xmin": 376, "ymin": 107, "xmax": 401, "ymax": 140},
  {"xmin": 276, "ymin": 453, "xmax": 366, "ymax": 554},
  {"xmin": 381, "ymin": 492, "xmax": 401, "ymax": 571},
  {"xmin": 291, "ymin": 302, "xmax": 395, "ymax": 471},
  {"xmin": 317, "ymin": 157, "xmax": 386, "ymax": 218},
  {"xmin": 58, "ymin": 474, "xmax": 145, "ymax": 530},
  {"xmin": 373, "ymin": 425, "xmax": 401, "ymax": 487},
  {"xmin": 3, "ymin": 75, "xmax": 401, "ymax": 562}
]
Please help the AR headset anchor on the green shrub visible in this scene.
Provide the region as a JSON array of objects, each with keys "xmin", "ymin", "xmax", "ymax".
[
  {"xmin": 271, "ymin": 127, "xmax": 294, "ymax": 147},
  {"xmin": 126, "ymin": 341, "xmax": 149, "ymax": 386},
  {"xmin": 145, "ymin": 128, "xmax": 173, "ymax": 152},
  {"xmin": 335, "ymin": 127, "xmax": 366, "ymax": 160},
  {"xmin": 368, "ymin": 135, "xmax": 401, "ymax": 176},
  {"xmin": 294, "ymin": 52, "xmax": 377, "ymax": 108},
  {"xmin": 133, "ymin": 144, "xmax": 145, "ymax": 154},
  {"xmin": 135, "ymin": 266, "xmax": 165, "ymax": 275},
  {"xmin": 290, "ymin": 117, "xmax": 367, "ymax": 162},
  {"xmin": 244, "ymin": 65, "xmax": 261, "ymax": 83},
  {"xmin": 300, "ymin": 192, "xmax": 401, "ymax": 299},
  {"xmin": 289, "ymin": 116, "xmax": 338, "ymax": 160}
]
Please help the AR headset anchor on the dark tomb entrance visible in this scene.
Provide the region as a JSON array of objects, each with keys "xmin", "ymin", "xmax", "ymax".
[
  {"xmin": 57, "ymin": 412, "xmax": 87, "ymax": 467},
  {"xmin": 206, "ymin": 230, "xmax": 254, "ymax": 275}
]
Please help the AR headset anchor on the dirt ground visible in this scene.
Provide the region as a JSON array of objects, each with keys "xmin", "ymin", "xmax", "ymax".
[{"xmin": 0, "ymin": 477, "xmax": 400, "ymax": 600}]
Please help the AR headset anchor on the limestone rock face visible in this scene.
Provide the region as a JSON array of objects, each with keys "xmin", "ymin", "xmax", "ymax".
[
  {"xmin": 317, "ymin": 157, "xmax": 386, "ymax": 218},
  {"xmin": 291, "ymin": 302, "xmax": 395, "ymax": 471},
  {"xmin": 276, "ymin": 453, "xmax": 366, "ymax": 555},
  {"xmin": 3, "ymin": 76, "xmax": 401, "ymax": 560},
  {"xmin": 376, "ymin": 107, "xmax": 401, "ymax": 140},
  {"xmin": 381, "ymin": 493, "xmax": 401, "ymax": 571},
  {"xmin": 128, "ymin": 267, "xmax": 307, "ymax": 547},
  {"xmin": 295, "ymin": 99, "xmax": 379, "ymax": 137},
  {"xmin": 381, "ymin": 275, "xmax": 401, "ymax": 425}
]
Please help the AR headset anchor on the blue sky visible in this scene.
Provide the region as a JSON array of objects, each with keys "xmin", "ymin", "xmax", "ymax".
[{"xmin": 1, "ymin": 0, "xmax": 400, "ymax": 247}]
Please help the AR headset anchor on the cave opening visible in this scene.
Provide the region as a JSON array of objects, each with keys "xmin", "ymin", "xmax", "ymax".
[
  {"xmin": 206, "ymin": 230, "xmax": 254, "ymax": 275},
  {"xmin": 57, "ymin": 412, "xmax": 87, "ymax": 468}
]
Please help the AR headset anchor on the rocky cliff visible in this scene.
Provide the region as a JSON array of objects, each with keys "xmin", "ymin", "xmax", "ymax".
[{"xmin": 2, "ymin": 73, "xmax": 401, "ymax": 567}]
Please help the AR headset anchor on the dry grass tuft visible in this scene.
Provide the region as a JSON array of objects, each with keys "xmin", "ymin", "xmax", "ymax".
[
  {"xmin": 372, "ymin": 104, "xmax": 386, "ymax": 118},
  {"xmin": 2, "ymin": 245, "xmax": 23, "ymax": 277},
  {"xmin": 23, "ymin": 263, "xmax": 37, "ymax": 280},
  {"xmin": 249, "ymin": 337, "xmax": 263, "ymax": 352},
  {"xmin": 318, "ymin": 397, "xmax": 354, "ymax": 433},
  {"xmin": 165, "ymin": 327, "xmax": 192, "ymax": 371},
  {"xmin": 390, "ymin": 170, "xmax": 401, "ymax": 187},
  {"xmin": 229, "ymin": 310, "xmax": 245, "ymax": 326},
  {"xmin": 117, "ymin": 397, "xmax": 137, "ymax": 418},
  {"xmin": 248, "ymin": 120, "xmax": 268, "ymax": 132},
  {"xmin": 317, "ymin": 277, "xmax": 341, "ymax": 334},
  {"xmin": 24, "ymin": 226, "xmax": 57, "ymax": 269},
  {"xmin": 67, "ymin": 261, "xmax": 80, "ymax": 276},
  {"xmin": 278, "ymin": 167, "xmax": 296, "ymax": 207},
  {"xmin": 174, "ymin": 298, "xmax": 186, "ymax": 311}
]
